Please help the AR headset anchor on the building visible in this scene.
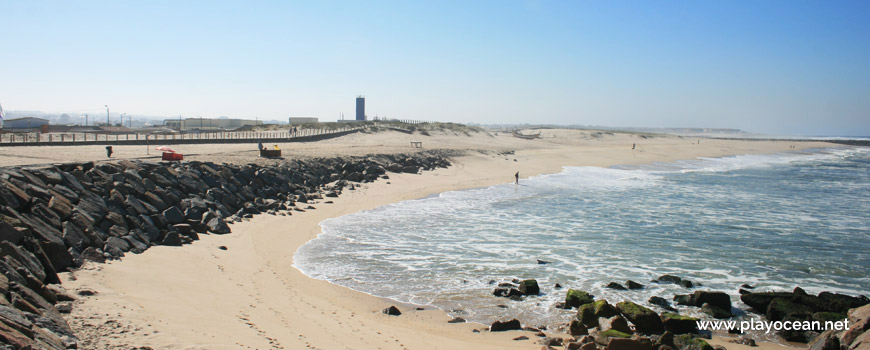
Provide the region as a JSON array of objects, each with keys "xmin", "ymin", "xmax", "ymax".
[
  {"xmin": 163, "ymin": 118, "xmax": 263, "ymax": 131},
  {"xmin": 288, "ymin": 117, "xmax": 318, "ymax": 125},
  {"xmin": 1, "ymin": 117, "xmax": 49, "ymax": 129},
  {"xmin": 356, "ymin": 96, "xmax": 365, "ymax": 121}
]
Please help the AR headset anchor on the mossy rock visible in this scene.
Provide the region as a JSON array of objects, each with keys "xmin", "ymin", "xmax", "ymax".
[
  {"xmin": 661, "ymin": 313, "xmax": 698, "ymax": 321},
  {"xmin": 616, "ymin": 301, "xmax": 665, "ymax": 334},
  {"xmin": 600, "ymin": 329, "xmax": 631, "ymax": 339},
  {"xmin": 701, "ymin": 303, "xmax": 734, "ymax": 319},
  {"xmin": 661, "ymin": 313, "xmax": 699, "ymax": 334},
  {"xmin": 577, "ymin": 300, "xmax": 619, "ymax": 328},
  {"xmin": 518, "ymin": 279, "xmax": 540, "ymax": 296},
  {"xmin": 674, "ymin": 334, "xmax": 714, "ymax": 350},
  {"xmin": 812, "ymin": 312, "xmax": 846, "ymax": 323},
  {"xmin": 739, "ymin": 292, "xmax": 794, "ymax": 313},
  {"xmin": 566, "ymin": 289, "xmax": 595, "ymax": 308},
  {"xmin": 673, "ymin": 294, "xmax": 693, "ymax": 306},
  {"xmin": 767, "ymin": 297, "xmax": 813, "ymax": 322}
]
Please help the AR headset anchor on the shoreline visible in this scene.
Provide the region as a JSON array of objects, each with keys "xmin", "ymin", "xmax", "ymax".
[{"xmin": 58, "ymin": 136, "xmax": 839, "ymax": 349}]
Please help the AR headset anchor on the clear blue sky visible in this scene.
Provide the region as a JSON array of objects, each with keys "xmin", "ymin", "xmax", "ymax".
[{"xmin": 1, "ymin": 1, "xmax": 868, "ymax": 136}]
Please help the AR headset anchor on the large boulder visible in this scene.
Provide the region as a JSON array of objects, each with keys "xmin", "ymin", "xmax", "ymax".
[
  {"xmin": 616, "ymin": 301, "xmax": 665, "ymax": 334},
  {"xmin": 490, "ymin": 319, "xmax": 522, "ymax": 332},
  {"xmin": 578, "ymin": 300, "xmax": 619, "ymax": 328},
  {"xmin": 606, "ymin": 337, "xmax": 653, "ymax": 350},
  {"xmin": 518, "ymin": 279, "xmax": 539, "ymax": 296},
  {"xmin": 840, "ymin": 304, "xmax": 870, "ymax": 347},
  {"xmin": 599, "ymin": 315, "xmax": 633, "ymax": 335},
  {"xmin": 206, "ymin": 217, "xmax": 231, "ymax": 234},
  {"xmin": 674, "ymin": 334, "xmax": 713, "ymax": 350},
  {"xmin": 691, "ymin": 291, "xmax": 731, "ymax": 311},
  {"xmin": 740, "ymin": 291, "xmax": 798, "ymax": 313},
  {"xmin": 162, "ymin": 206, "xmax": 185, "ymax": 224},
  {"xmin": 661, "ymin": 313, "xmax": 699, "ymax": 334},
  {"xmin": 767, "ymin": 297, "xmax": 813, "ymax": 322},
  {"xmin": 567, "ymin": 289, "xmax": 595, "ymax": 308}
]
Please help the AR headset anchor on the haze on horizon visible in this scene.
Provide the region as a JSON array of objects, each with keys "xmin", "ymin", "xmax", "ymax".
[{"xmin": 1, "ymin": 1, "xmax": 868, "ymax": 136}]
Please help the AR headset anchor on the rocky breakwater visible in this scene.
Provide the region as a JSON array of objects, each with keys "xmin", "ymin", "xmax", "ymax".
[{"xmin": 0, "ymin": 151, "xmax": 454, "ymax": 349}]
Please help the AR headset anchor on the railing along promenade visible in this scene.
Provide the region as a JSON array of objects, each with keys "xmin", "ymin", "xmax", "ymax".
[{"xmin": 0, "ymin": 126, "xmax": 364, "ymax": 147}]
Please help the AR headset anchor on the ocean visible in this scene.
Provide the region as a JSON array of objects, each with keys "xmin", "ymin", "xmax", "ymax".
[{"xmin": 294, "ymin": 147, "xmax": 870, "ymax": 332}]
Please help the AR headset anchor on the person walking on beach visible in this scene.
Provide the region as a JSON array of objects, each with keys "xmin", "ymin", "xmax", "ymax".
[
  {"xmin": 105, "ymin": 146, "xmax": 113, "ymax": 158},
  {"xmin": 632, "ymin": 143, "xmax": 636, "ymax": 150},
  {"xmin": 515, "ymin": 171, "xmax": 519, "ymax": 185},
  {"xmin": 258, "ymin": 141, "xmax": 263, "ymax": 151}
]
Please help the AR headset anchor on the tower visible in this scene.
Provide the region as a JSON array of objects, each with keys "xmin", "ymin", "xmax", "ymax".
[{"xmin": 356, "ymin": 96, "xmax": 365, "ymax": 121}]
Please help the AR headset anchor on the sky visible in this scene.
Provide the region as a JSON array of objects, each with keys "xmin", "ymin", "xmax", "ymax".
[{"xmin": 1, "ymin": 1, "xmax": 868, "ymax": 136}]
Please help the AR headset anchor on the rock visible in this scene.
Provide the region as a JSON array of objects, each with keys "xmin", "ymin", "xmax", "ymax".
[
  {"xmin": 841, "ymin": 304, "xmax": 870, "ymax": 347},
  {"xmin": 680, "ymin": 280, "xmax": 694, "ymax": 288},
  {"xmin": 206, "ymin": 217, "xmax": 231, "ymax": 234},
  {"xmin": 597, "ymin": 329, "xmax": 632, "ymax": 343},
  {"xmin": 767, "ymin": 297, "xmax": 812, "ymax": 322},
  {"xmin": 606, "ymin": 282, "xmax": 627, "ymax": 290},
  {"xmin": 626, "ymin": 280, "xmax": 644, "ymax": 290},
  {"xmin": 728, "ymin": 337, "xmax": 757, "ymax": 347},
  {"xmin": 218, "ymin": 246, "xmax": 228, "ymax": 251},
  {"xmin": 519, "ymin": 279, "xmax": 540, "ymax": 296},
  {"xmin": 849, "ymin": 331, "xmax": 870, "ymax": 350},
  {"xmin": 701, "ymin": 303, "xmax": 733, "ymax": 319},
  {"xmin": 600, "ymin": 315, "xmax": 633, "ymax": 335},
  {"xmin": 56, "ymin": 302, "xmax": 72, "ymax": 314},
  {"xmin": 674, "ymin": 334, "xmax": 714, "ymax": 350},
  {"xmin": 81, "ymin": 247, "xmax": 105, "ymax": 263},
  {"xmin": 661, "ymin": 313, "xmax": 699, "ymax": 334},
  {"xmin": 656, "ymin": 275, "xmax": 683, "ymax": 284},
  {"xmin": 160, "ymin": 231, "xmax": 183, "ymax": 246},
  {"xmin": 616, "ymin": 301, "xmax": 665, "ymax": 334},
  {"xmin": 537, "ymin": 259, "xmax": 551, "ymax": 265},
  {"xmin": 567, "ymin": 289, "xmax": 595, "ymax": 308},
  {"xmin": 568, "ymin": 319, "xmax": 589, "ymax": 336},
  {"xmin": 448, "ymin": 317, "xmax": 466, "ymax": 323},
  {"xmin": 578, "ymin": 300, "xmax": 620, "ymax": 328},
  {"xmin": 740, "ymin": 292, "xmax": 795, "ymax": 313},
  {"xmin": 741, "ymin": 284, "xmax": 755, "ymax": 289},
  {"xmin": 673, "ymin": 295, "xmax": 693, "ymax": 306},
  {"xmin": 541, "ymin": 337, "xmax": 563, "ymax": 347},
  {"xmin": 490, "ymin": 319, "xmax": 522, "ymax": 332},
  {"xmin": 513, "ymin": 336, "xmax": 529, "ymax": 341},
  {"xmin": 382, "ymin": 306, "xmax": 401, "ymax": 316},
  {"xmin": 494, "ymin": 287, "xmax": 524, "ymax": 298},
  {"xmin": 162, "ymin": 206, "xmax": 185, "ymax": 224},
  {"xmin": 606, "ymin": 337, "xmax": 653, "ymax": 350},
  {"xmin": 649, "ymin": 296, "xmax": 677, "ymax": 311},
  {"xmin": 691, "ymin": 291, "xmax": 731, "ymax": 311},
  {"xmin": 809, "ymin": 329, "xmax": 840, "ymax": 350},
  {"xmin": 105, "ymin": 236, "xmax": 131, "ymax": 252}
]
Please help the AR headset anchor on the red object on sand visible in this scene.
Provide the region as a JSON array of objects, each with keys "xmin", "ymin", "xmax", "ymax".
[{"xmin": 162, "ymin": 152, "xmax": 183, "ymax": 161}]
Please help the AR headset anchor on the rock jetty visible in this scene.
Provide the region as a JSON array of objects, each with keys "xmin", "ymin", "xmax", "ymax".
[{"xmin": 0, "ymin": 151, "xmax": 453, "ymax": 349}]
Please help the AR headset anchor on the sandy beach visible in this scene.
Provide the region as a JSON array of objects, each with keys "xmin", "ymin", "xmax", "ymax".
[{"xmin": 46, "ymin": 129, "xmax": 836, "ymax": 349}]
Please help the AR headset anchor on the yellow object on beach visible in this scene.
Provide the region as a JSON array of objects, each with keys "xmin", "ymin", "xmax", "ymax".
[{"xmin": 274, "ymin": 145, "xmax": 280, "ymax": 150}]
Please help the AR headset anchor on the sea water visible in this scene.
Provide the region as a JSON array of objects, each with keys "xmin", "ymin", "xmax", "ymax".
[{"xmin": 294, "ymin": 147, "xmax": 870, "ymax": 330}]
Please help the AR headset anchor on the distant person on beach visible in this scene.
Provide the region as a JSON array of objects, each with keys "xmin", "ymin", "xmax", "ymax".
[
  {"xmin": 258, "ymin": 141, "xmax": 263, "ymax": 150},
  {"xmin": 632, "ymin": 143, "xmax": 636, "ymax": 150},
  {"xmin": 515, "ymin": 171, "xmax": 519, "ymax": 185},
  {"xmin": 105, "ymin": 146, "xmax": 113, "ymax": 158}
]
